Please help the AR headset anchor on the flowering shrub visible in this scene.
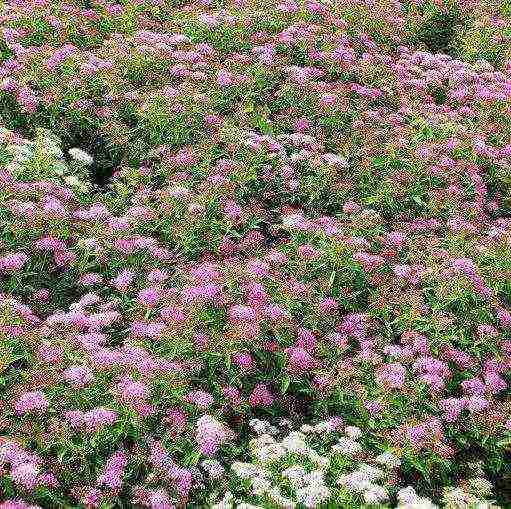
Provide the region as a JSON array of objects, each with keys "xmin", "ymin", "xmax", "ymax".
[
  {"xmin": 211, "ymin": 418, "xmax": 500, "ymax": 508},
  {"xmin": 0, "ymin": 0, "xmax": 510, "ymax": 507}
]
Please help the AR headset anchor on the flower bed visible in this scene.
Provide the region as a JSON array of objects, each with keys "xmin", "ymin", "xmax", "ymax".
[{"xmin": 0, "ymin": 0, "xmax": 510, "ymax": 508}]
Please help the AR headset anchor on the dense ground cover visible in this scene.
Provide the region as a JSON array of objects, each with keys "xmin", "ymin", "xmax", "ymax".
[{"xmin": 0, "ymin": 0, "xmax": 510, "ymax": 507}]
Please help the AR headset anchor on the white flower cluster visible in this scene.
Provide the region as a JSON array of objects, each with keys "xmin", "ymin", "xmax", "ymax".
[
  {"xmin": 249, "ymin": 418, "xmax": 279, "ymax": 436},
  {"xmin": 283, "ymin": 467, "xmax": 330, "ymax": 509},
  {"xmin": 397, "ymin": 486, "xmax": 439, "ymax": 509},
  {"xmin": 215, "ymin": 419, "xmax": 372, "ymax": 508},
  {"xmin": 337, "ymin": 463, "xmax": 390, "ymax": 504},
  {"xmin": 0, "ymin": 127, "xmax": 91, "ymax": 192},
  {"xmin": 224, "ymin": 423, "xmax": 336, "ymax": 509},
  {"xmin": 331, "ymin": 436, "xmax": 363, "ymax": 455},
  {"xmin": 3, "ymin": 127, "xmax": 63, "ymax": 174},
  {"xmin": 396, "ymin": 481, "xmax": 500, "ymax": 509},
  {"xmin": 201, "ymin": 459, "xmax": 225, "ymax": 479},
  {"xmin": 231, "ymin": 456, "xmax": 295, "ymax": 506},
  {"xmin": 250, "ymin": 430, "xmax": 328, "ymax": 469},
  {"xmin": 68, "ymin": 147, "xmax": 93, "ymax": 166},
  {"xmin": 442, "ymin": 481, "xmax": 500, "ymax": 509},
  {"xmin": 214, "ymin": 419, "xmax": 501, "ymax": 509},
  {"xmin": 329, "ymin": 423, "xmax": 402, "ymax": 503}
]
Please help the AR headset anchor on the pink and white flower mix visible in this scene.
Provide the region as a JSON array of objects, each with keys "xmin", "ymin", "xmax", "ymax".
[{"xmin": 0, "ymin": 0, "xmax": 510, "ymax": 506}]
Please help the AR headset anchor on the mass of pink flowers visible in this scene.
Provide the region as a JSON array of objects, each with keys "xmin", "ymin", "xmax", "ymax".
[{"xmin": 0, "ymin": 0, "xmax": 510, "ymax": 507}]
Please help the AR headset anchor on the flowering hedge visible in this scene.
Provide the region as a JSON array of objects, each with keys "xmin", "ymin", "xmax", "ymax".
[{"xmin": 0, "ymin": 0, "xmax": 510, "ymax": 508}]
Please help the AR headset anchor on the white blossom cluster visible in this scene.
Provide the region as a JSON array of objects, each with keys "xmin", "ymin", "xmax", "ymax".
[
  {"xmin": 397, "ymin": 486, "xmax": 439, "ymax": 509},
  {"xmin": 249, "ymin": 418, "xmax": 279, "ymax": 436},
  {"xmin": 442, "ymin": 482, "xmax": 500, "ymax": 509},
  {"xmin": 0, "ymin": 127, "xmax": 91, "ymax": 192},
  {"xmin": 213, "ymin": 418, "xmax": 386, "ymax": 508},
  {"xmin": 212, "ymin": 418, "xmax": 501, "ymax": 509},
  {"xmin": 68, "ymin": 147, "xmax": 93, "ymax": 166},
  {"xmin": 338, "ymin": 463, "xmax": 389, "ymax": 503},
  {"xmin": 201, "ymin": 458, "xmax": 225, "ymax": 480}
]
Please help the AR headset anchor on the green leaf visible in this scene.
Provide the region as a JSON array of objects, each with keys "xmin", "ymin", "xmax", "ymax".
[
  {"xmin": 496, "ymin": 438, "xmax": 511, "ymax": 449},
  {"xmin": 281, "ymin": 375, "xmax": 290, "ymax": 394},
  {"xmin": 186, "ymin": 450, "xmax": 201, "ymax": 466},
  {"xmin": 328, "ymin": 270, "xmax": 336, "ymax": 289},
  {"xmin": 412, "ymin": 195, "xmax": 425, "ymax": 206}
]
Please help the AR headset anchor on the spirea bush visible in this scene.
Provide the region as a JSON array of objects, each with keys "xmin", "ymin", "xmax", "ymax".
[
  {"xmin": 0, "ymin": 0, "xmax": 510, "ymax": 508},
  {"xmin": 211, "ymin": 418, "xmax": 500, "ymax": 509}
]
